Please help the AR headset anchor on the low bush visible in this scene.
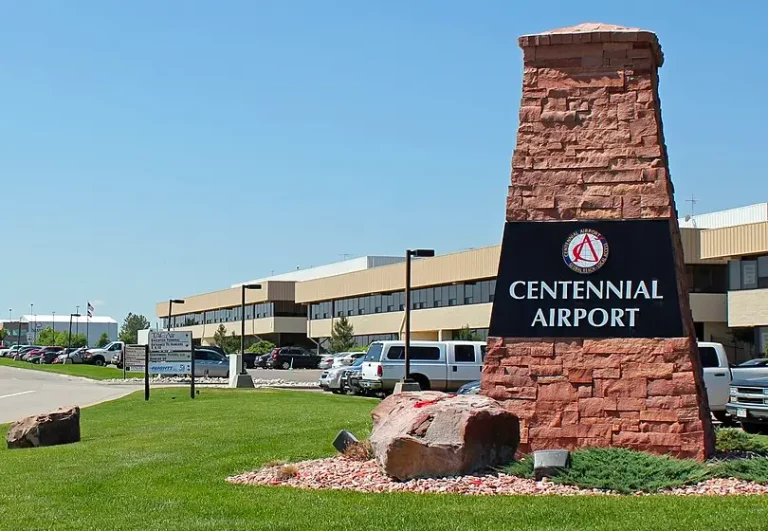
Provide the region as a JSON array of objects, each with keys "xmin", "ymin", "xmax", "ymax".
[
  {"xmin": 502, "ymin": 457, "xmax": 535, "ymax": 479},
  {"xmin": 711, "ymin": 458, "xmax": 768, "ymax": 483},
  {"xmin": 554, "ymin": 448, "xmax": 709, "ymax": 494},
  {"xmin": 715, "ymin": 428, "xmax": 768, "ymax": 453}
]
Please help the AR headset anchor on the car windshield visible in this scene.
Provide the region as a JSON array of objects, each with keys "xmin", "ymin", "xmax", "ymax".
[
  {"xmin": 351, "ymin": 357, "xmax": 365, "ymax": 367},
  {"xmin": 363, "ymin": 343, "xmax": 383, "ymax": 362}
]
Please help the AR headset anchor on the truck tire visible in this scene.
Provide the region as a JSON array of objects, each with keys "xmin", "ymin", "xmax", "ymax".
[
  {"xmin": 411, "ymin": 374, "xmax": 431, "ymax": 391},
  {"xmin": 94, "ymin": 357, "xmax": 105, "ymax": 367}
]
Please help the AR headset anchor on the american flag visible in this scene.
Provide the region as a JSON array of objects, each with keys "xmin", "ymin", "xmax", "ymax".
[{"xmin": 87, "ymin": 302, "xmax": 94, "ymax": 318}]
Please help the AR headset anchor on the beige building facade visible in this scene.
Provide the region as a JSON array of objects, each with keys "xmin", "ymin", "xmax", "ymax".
[{"xmin": 158, "ymin": 204, "xmax": 768, "ymax": 362}]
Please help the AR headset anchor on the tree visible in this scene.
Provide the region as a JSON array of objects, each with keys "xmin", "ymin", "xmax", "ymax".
[
  {"xmin": 35, "ymin": 326, "xmax": 87, "ymax": 347},
  {"xmin": 119, "ymin": 313, "xmax": 150, "ymax": 344},
  {"xmin": 349, "ymin": 345, "xmax": 368, "ymax": 352},
  {"xmin": 97, "ymin": 333, "xmax": 110, "ymax": 347},
  {"xmin": 330, "ymin": 316, "xmax": 355, "ymax": 353},
  {"xmin": 246, "ymin": 339, "xmax": 276, "ymax": 354},
  {"xmin": 213, "ymin": 324, "xmax": 241, "ymax": 354},
  {"xmin": 455, "ymin": 325, "xmax": 483, "ymax": 341},
  {"xmin": 0, "ymin": 329, "xmax": 7, "ymax": 344}
]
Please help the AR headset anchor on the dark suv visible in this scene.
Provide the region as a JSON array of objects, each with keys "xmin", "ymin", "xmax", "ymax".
[{"xmin": 266, "ymin": 347, "xmax": 320, "ymax": 370}]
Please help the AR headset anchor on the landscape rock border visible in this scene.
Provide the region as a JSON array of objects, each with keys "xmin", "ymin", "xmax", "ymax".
[{"xmin": 227, "ymin": 457, "xmax": 768, "ymax": 496}]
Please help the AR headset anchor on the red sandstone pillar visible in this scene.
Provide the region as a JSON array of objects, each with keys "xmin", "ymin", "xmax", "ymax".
[{"xmin": 483, "ymin": 23, "xmax": 715, "ymax": 460}]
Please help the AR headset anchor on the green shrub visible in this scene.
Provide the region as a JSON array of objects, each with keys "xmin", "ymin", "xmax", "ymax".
[
  {"xmin": 715, "ymin": 428, "xmax": 768, "ymax": 453},
  {"xmin": 502, "ymin": 457, "xmax": 534, "ymax": 479},
  {"xmin": 711, "ymin": 458, "xmax": 768, "ymax": 483},
  {"xmin": 552, "ymin": 448, "xmax": 708, "ymax": 494}
]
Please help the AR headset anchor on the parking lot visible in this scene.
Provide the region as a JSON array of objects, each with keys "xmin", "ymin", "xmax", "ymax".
[{"xmin": 246, "ymin": 368, "xmax": 322, "ymax": 384}]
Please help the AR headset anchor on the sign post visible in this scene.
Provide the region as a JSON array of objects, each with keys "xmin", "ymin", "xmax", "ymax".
[{"xmin": 146, "ymin": 331, "xmax": 194, "ymax": 400}]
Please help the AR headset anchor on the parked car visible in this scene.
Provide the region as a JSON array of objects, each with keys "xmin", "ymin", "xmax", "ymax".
[
  {"xmin": 84, "ymin": 341, "xmax": 124, "ymax": 366},
  {"xmin": 266, "ymin": 347, "xmax": 320, "ymax": 370},
  {"xmin": 360, "ymin": 341, "xmax": 486, "ymax": 394},
  {"xmin": 726, "ymin": 377, "xmax": 768, "ymax": 433},
  {"xmin": 332, "ymin": 352, "xmax": 366, "ymax": 368},
  {"xmin": 12, "ymin": 345, "xmax": 37, "ymax": 360},
  {"xmin": 318, "ymin": 353, "xmax": 342, "ymax": 370},
  {"xmin": 37, "ymin": 346, "xmax": 66, "ymax": 364},
  {"xmin": 0, "ymin": 347, "xmax": 11, "ymax": 357},
  {"xmin": 457, "ymin": 380, "xmax": 481, "ymax": 395},
  {"xmin": 320, "ymin": 357, "xmax": 364, "ymax": 393},
  {"xmin": 193, "ymin": 349, "xmax": 229, "ymax": 378},
  {"xmin": 341, "ymin": 360, "xmax": 365, "ymax": 395},
  {"xmin": 54, "ymin": 347, "xmax": 88, "ymax": 364},
  {"xmin": 21, "ymin": 348, "xmax": 43, "ymax": 362},
  {"xmin": 254, "ymin": 353, "xmax": 272, "ymax": 368},
  {"xmin": 730, "ymin": 357, "xmax": 768, "ymax": 380}
]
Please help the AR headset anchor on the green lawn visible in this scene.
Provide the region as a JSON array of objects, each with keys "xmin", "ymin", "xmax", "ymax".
[
  {"xmin": 0, "ymin": 357, "xmax": 141, "ymax": 380},
  {"xmin": 2, "ymin": 390, "xmax": 768, "ymax": 531}
]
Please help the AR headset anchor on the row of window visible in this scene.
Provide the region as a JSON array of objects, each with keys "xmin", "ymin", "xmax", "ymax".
[
  {"xmin": 309, "ymin": 279, "xmax": 497, "ymax": 320},
  {"xmin": 729, "ymin": 256, "xmax": 768, "ymax": 290},
  {"xmin": 164, "ymin": 302, "xmax": 307, "ymax": 328},
  {"xmin": 684, "ymin": 264, "xmax": 728, "ymax": 294}
]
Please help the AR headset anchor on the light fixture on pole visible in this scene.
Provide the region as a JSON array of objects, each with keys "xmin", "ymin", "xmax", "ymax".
[
  {"xmin": 52, "ymin": 311, "xmax": 56, "ymax": 341},
  {"xmin": 68, "ymin": 313, "xmax": 81, "ymax": 350},
  {"xmin": 401, "ymin": 249, "xmax": 435, "ymax": 389},
  {"xmin": 241, "ymin": 284, "xmax": 262, "ymax": 374},
  {"xmin": 167, "ymin": 299, "xmax": 185, "ymax": 331}
]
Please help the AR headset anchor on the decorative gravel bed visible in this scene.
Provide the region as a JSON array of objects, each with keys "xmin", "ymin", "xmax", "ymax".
[{"xmin": 227, "ymin": 457, "xmax": 768, "ymax": 496}]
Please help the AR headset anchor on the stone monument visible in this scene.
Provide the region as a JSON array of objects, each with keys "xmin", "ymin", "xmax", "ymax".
[{"xmin": 483, "ymin": 23, "xmax": 715, "ymax": 460}]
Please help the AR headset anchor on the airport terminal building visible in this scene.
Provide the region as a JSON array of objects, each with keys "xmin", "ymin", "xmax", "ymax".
[{"xmin": 158, "ymin": 204, "xmax": 768, "ymax": 363}]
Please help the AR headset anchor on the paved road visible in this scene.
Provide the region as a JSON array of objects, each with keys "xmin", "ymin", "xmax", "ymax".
[
  {"xmin": 0, "ymin": 366, "xmax": 142, "ymax": 424},
  {"xmin": 246, "ymin": 368, "xmax": 322, "ymax": 383}
]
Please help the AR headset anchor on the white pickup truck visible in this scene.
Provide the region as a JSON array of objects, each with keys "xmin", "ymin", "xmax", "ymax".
[{"xmin": 84, "ymin": 341, "xmax": 125, "ymax": 366}]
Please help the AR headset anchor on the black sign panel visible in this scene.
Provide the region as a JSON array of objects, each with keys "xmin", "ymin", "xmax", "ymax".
[{"xmin": 489, "ymin": 220, "xmax": 684, "ymax": 338}]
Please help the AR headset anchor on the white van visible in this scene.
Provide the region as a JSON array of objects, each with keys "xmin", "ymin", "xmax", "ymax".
[{"xmin": 360, "ymin": 340, "xmax": 486, "ymax": 394}]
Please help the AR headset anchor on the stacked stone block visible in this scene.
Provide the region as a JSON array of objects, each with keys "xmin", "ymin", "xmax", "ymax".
[{"xmin": 482, "ymin": 23, "xmax": 715, "ymax": 460}]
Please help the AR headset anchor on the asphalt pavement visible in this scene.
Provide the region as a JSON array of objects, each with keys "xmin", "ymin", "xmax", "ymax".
[
  {"xmin": 0, "ymin": 366, "xmax": 142, "ymax": 424},
  {"xmin": 246, "ymin": 368, "xmax": 322, "ymax": 383}
]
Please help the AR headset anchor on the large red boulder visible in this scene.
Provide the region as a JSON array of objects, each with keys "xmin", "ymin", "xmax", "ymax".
[
  {"xmin": 6, "ymin": 407, "xmax": 81, "ymax": 449},
  {"xmin": 369, "ymin": 392, "xmax": 519, "ymax": 480}
]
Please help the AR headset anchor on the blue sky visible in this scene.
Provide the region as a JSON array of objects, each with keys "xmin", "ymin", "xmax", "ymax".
[{"xmin": 1, "ymin": 0, "xmax": 766, "ymax": 327}]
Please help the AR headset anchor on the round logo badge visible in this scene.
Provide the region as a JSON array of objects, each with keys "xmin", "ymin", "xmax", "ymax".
[{"xmin": 563, "ymin": 229, "xmax": 609, "ymax": 274}]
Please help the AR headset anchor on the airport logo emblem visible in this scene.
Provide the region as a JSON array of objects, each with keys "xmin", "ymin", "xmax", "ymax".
[{"xmin": 563, "ymin": 229, "xmax": 609, "ymax": 274}]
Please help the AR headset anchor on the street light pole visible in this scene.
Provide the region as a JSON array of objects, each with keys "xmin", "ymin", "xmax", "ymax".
[
  {"xmin": 68, "ymin": 313, "xmax": 81, "ymax": 349},
  {"xmin": 16, "ymin": 315, "xmax": 22, "ymax": 348},
  {"xmin": 7, "ymin": 309, "xmax": 11, "ymax": 346},
  {"xmin": 167, "ymin": 299, "xmax": 185, "ymax": 331},
  {"xmin": 30, "ymin": 303, "xmax": 34, "ymax": 343},
  {"xmin": 241, "ymin": 284, "xmax": 262, "ymax": 374},
  {"xmin": 52, "ymin": 311, "xmax": 56, "ymax": 341},
  {"xmin": 75, "ymin": 305, "xmax": 80, "ymax": 336},
  {"xmin": 403, "ymin": 249, "xmax": 435, "ymax": 384}
]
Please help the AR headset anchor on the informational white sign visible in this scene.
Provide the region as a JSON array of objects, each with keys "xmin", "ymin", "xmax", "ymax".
[
  {"xmin": 124, "ymin": 345, "xmax": 147, "ymax": 372},
  {"xmin": 150, "ymin": 352, "xmax": 192, "ymax": 363},
  {"xmin": 148, "ymin": 331, "xmax": 192, "ymax": 353},
  {"xmin": 149, "ymin": 362, "xmax": 192, "ymax": 375}
]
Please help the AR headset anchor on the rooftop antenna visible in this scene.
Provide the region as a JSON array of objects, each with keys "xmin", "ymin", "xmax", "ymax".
[{"xmin": 685, "ymin": 195, "xmax": 698, "ymax": 218}]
